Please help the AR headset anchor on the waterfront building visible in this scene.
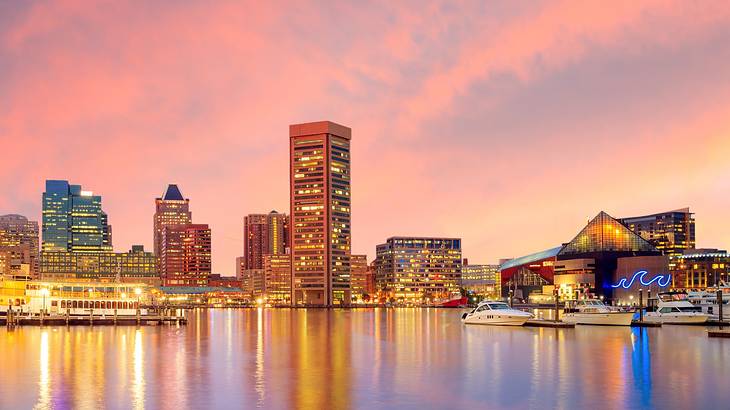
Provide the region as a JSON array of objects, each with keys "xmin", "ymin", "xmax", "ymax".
[
  {"xmin": 461, "ymin": 263, "xmax": 501, "ymax": 299},
  {"xmin": 160, "ymin": 224, "xmax": 211, "ymax": 286},
  {"xmin": 350, "ymin": 254, "xmax": 375, "ymax": 301},
  {"xmin": 557, "ymin": 211, "xmax": 660, "ymax": 300},
  {"xmin": 154, "ymin": 184, "xmax": 192, "ymax": 270},
  {"xmin": 289, "ymin": 121, "xmax": 352, "ymax": 306},
  {"xmin": 244, "ymin": 211, "xmax": 289, "ymax": 269},
  {"xmin": 499, "ymin": 247, "xmax": 561, "ymax": 300},
  {"xmin": 263, "ymin": 254, "xmax": 292, "ymax": 305},
  {"xmin": 207, "ymin": 274, "xmax": 245, "ymax": 289},
  {"xmin": 39, "ymin": 245, "xmax": 159, "ymax": 285},
  {"xmin": 42, "ymin": 180, "xmax": 112, "ymax": 253},
  {"xmin": 374, "ymin": 237, "xmax": 462, "ymax": 303},
  {"xmin": 620, "ymin": 208, "xmax": 695, "ymax": 256},
  {"xmin": 502, "ymin": 211, "xmax": 664, "ymax": 302},
  {"xmin": 239, "ymin": 269, "xmax": 265, "ymax": 298},
  {"xmin": 670, "ymin": 249, "xmax": 730, "ymax": 288},
  {"xmin": 0, "ymin": 214, "xmax": 39, "ymax": 277}
]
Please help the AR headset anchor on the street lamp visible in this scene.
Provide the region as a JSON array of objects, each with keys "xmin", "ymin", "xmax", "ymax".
[
  {"xmin": 134, "ymin": 288, "xmax": 142, "ymax": 307},
  {"xmin": 40, "ymin": 288, "xmax": 49, "ymax": 315}
]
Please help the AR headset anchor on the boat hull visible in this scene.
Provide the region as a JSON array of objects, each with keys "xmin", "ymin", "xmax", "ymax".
[
  {"xmin": 462, "ymin": 315, "xmax": 530, "ymax": 326},
  {"xmin": 562, "ymin": 312, "xmax": 634, "ymax": 326},
  {"xmin": 644, "ymin": 313, "xmax": 708, "ymax": 324}
]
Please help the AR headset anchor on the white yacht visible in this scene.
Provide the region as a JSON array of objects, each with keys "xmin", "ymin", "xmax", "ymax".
[
  {"xmin": 461, "ymin": 301, "xmax": 533, "ymax": 326},
  {"xmin": 687, "ymin": 286, "xmax": 730, "ymax": 320},
  {"xmin": 562, "ymin": 299, "xmax": 634, "ymax": 326},
  {"xmin": 644, "ymin": 293, "xmax": 709, "ymax": 324}
]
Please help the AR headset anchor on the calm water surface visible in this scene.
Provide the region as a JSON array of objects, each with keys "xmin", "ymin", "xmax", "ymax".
[{"xmin": 0, "ymin": 308, "xmax": 729, "ymax": 409}]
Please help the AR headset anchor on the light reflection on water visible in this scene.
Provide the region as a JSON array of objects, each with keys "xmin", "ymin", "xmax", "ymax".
[{"xmin": 0, "ymin": 308, "xmax": 728, "ymax": 409}]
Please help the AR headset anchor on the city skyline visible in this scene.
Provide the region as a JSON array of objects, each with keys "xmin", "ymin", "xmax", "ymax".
[{"xmin": 3, "ymin": 2, "xmax": 730, "ymax": 276}]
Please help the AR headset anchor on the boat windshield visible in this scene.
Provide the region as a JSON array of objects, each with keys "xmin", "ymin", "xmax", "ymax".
[
  {"xmin": 488, "ymin": 303, "xmax": 510, "ymax": 310},
  {"xmin": 678, "ymin": 306, "xmax": 702, "ymax": 312}
]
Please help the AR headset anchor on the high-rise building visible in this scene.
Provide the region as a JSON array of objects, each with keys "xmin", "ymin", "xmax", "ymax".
[
  {"xmin": 39, "ymin": 245, "xmax": 158, "ymax": 285},
  {"xmin": 289, "ymin": 121, "xmax": 352, "ymax": 306},
  {"xmin": 350, "ymin": 254, "xmax": 375, "ymax": 300},
  {"xmin": 263, "ymin": 254, "xmax": 292, "ymax": 305},
  {"xmin": 42, "ymin": 180, "xmax": 112, "ymax": 253},
  {"xmin": 0, "ymin": 214, "xmax": 39, "ymax": 277},
  {"xmin": 374, "ymin": 237, "xmax": 462, "ymax": 302},
  {"xmin": 243, "ymin": 211, "xmax": 289, "ymax": 270},
  {"xmin": 154, "ymin": 184, "xmax": 192, "ymax": 270},
  {"xmin": 620, "ymin": 208, "xmax": 695, "ymax": 256},
  {"xmin": 160, "ymin": 224, "xmax": 211, "ymax": 286}
]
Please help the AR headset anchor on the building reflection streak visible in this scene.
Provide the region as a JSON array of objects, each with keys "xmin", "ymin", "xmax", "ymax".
[
  {"xmin": 132, "ymin": 329, "xmax": 145, "ymax": 410},
  {"xmin": 255, "ymin": 307, "xmax": 265, "ymax": 406},
  {"xmin": 35, "ymin": 330, "xmax": 50, "ymax": 410}
]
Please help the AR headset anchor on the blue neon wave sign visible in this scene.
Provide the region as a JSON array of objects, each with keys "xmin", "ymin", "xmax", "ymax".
[{"xmin": 611, "ymin": 270, "xmax": 671, "ymax": 289}]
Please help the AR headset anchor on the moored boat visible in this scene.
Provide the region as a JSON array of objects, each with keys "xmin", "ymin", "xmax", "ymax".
[
  {"xmin": 562, "ymin": 299, "xmax": 634, "ymax": 326},
  {"xmin": 461, "ymin": 301, "xmax": 533, "ymax": 326},
  {"xmin": 0, "ymin": 277, "xmax": 155, "ymax": 318},
  {"xmin": 644, "ymin": 293, "xmax": 709, "ymax": 324}
]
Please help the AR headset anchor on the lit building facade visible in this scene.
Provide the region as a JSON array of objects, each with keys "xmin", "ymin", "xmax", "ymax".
[
  {"xmin": 39, "ymin": 245, "xmax": 158, "ymax": 285},
  {"xmin": 350, "ymin": 254, "xmax": 375, "ymax": 300},
  {"xmin": 154, "ymin": 184, "xmax": 192, "ymax": 270},
  {"xmin": 264, "ymin": 254, "xmax": 292, "ymax": 305},
  {"xmin": 290, "ymin": 121, "xmax": 352, "ymax": 306},
  {"xmin": 42, "ymin": 180, "xmax": 112, "ymax": 253},
  {"xmin": 375, "ymin": 237, "xmax": 462, "ymax": 302},
  {"xmin": 620, "ymin": 208, "xmax": 695, "ymax": 256},
  {"xmin": 0, "ymin": 214, "xmax": 39, "ymax": 277},
  {"xmin": 461, "ymin": 264, "xmax": 501, "ymax": 299},
  {"xmin": 671, "ymin": 250, "xmax": 730, "ymax": 289},
  {"xmin": 160, "ymin": 224, "xmax": 211, "ymax": 286},
  {"xmin": 502, "ymin": 211, "xmax": 664, "ymax": 302},
  {"xmin": 244, "ymin": 211, "xmax": 289, "ymax": 270}
]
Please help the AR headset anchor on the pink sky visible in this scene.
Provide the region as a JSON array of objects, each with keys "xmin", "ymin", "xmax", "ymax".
[{"xmin": 2, "ymin": 1, "xmax": 730, "ymax": 275}]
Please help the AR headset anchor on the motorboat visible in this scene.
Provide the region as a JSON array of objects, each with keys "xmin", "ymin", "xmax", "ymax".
[
  {"xmin": 562, "ymin": 299, "xmax": 634, "ymax": 326},
  {"xmin": 461, "ymin": 301, "xmax": 533, "ymax": 326},
  {"xmin": 644, "ymin": 293, "xmax": 709, "ymax": 324},
  {"xmin": 686, "ymin": 286, "xmax": 730, "ymax": 320}
]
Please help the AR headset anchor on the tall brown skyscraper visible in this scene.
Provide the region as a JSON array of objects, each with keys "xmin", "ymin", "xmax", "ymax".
[
  {"xmin": 160, "ymin": 224, "xmax": 211, "ymax": 286},
  {"xmin": 289, "ymin": 121, "xmax": 351, "ymax": 306},
  {"xmin": 154, "ymin": 184, "xmax": 191, "ymax": 269},
  {"xmin": 243, "ymin": 210, "xmax": 289, "ymax": 269}
]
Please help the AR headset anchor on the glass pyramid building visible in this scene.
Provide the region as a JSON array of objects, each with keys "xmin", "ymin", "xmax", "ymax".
[{"xmin": 559, "ymin": 211, "xmax": 657, "ymax": 255}]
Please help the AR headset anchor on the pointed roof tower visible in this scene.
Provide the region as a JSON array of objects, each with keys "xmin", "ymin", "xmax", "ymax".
[
  {"xmin": 162, "ymin": 184, "xmax": 185, "ymax": 201},
  {"xmin": 559, "ymin": 211, "xmax": 657, "ymax": 255}
]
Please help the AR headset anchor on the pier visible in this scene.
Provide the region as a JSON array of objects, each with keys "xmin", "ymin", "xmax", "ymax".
[{"xmin": 524, "ymin": 320, "xmax": 575, "ymax": 328}]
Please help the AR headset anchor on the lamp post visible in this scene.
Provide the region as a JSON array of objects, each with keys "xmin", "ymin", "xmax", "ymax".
[
  {"xmin": 40, "ymin": 288, "xmax": 49, "ymax": 322},
  {"xmin": 638, "ymin": 288, "xmax": 644, "ymax": 322},
  {"xmin": 135, "ymin": 288, "xmax": 142, "ymax": 324}
]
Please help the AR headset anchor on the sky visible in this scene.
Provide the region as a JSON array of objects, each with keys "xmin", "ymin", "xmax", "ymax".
[{"xmin": 2, "ymin": 1, "xmax": 730, "ymax": 276}]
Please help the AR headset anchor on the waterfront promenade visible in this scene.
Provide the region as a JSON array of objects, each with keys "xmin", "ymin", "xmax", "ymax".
[{"xmin": 1, "ymin": 308, "xmax": 729, "ymax": 409}]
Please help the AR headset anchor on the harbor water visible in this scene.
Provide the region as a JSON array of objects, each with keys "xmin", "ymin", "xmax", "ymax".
[{"xmin": 0, "ymin": 308, "xmax": 728, "ymax": 409}]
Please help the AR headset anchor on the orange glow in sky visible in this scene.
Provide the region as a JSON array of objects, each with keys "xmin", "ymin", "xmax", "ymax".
[{"xmin": 2, "ymin": 1, "xmax": 730, "ymax": 275}]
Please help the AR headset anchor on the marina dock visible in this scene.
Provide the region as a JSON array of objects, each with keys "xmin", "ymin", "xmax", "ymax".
[
  {"xmin": 524, "ymin": 320, "xmax": 575, "ymax": 328},
  {"xmin": 708, "ymin": 329, "xmax": 730, "ymax": 338},
  {"xmin": 2, "ymin": 311, "xmax": 187, "ymax": 326}
]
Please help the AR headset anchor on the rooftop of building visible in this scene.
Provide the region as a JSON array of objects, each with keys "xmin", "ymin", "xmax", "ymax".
[
  {"xmin": 159, "ymin": 184, "xmax": 186, "ymax": 201},
  {"xmin": 620, "ymin": 207, "xmax": 693, "ymax": 221},
  {"xmin": 289, "ymin": 121, "xmax": 351, "ymax": 139},
  {"xmin": 499, "ymin": 246, "xmax": 563, "ymax": 271}
]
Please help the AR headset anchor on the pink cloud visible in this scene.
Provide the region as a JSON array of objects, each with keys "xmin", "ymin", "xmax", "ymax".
[{"xmin": 1, "ymin": 1, "xmax": 730, "ymax": 273}]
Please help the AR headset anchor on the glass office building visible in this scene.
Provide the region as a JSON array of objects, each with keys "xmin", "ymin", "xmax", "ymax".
[
  {"xmin": 374, "ymin": 237, "xmax": 462, "ymax": 302},
  {"xmin": 42, "ymin": 180, "xmax": 112, "ymax": 253},
  {"xmin": 620, "ymin": 208, "xmax": 695, "ymax": 256}
]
